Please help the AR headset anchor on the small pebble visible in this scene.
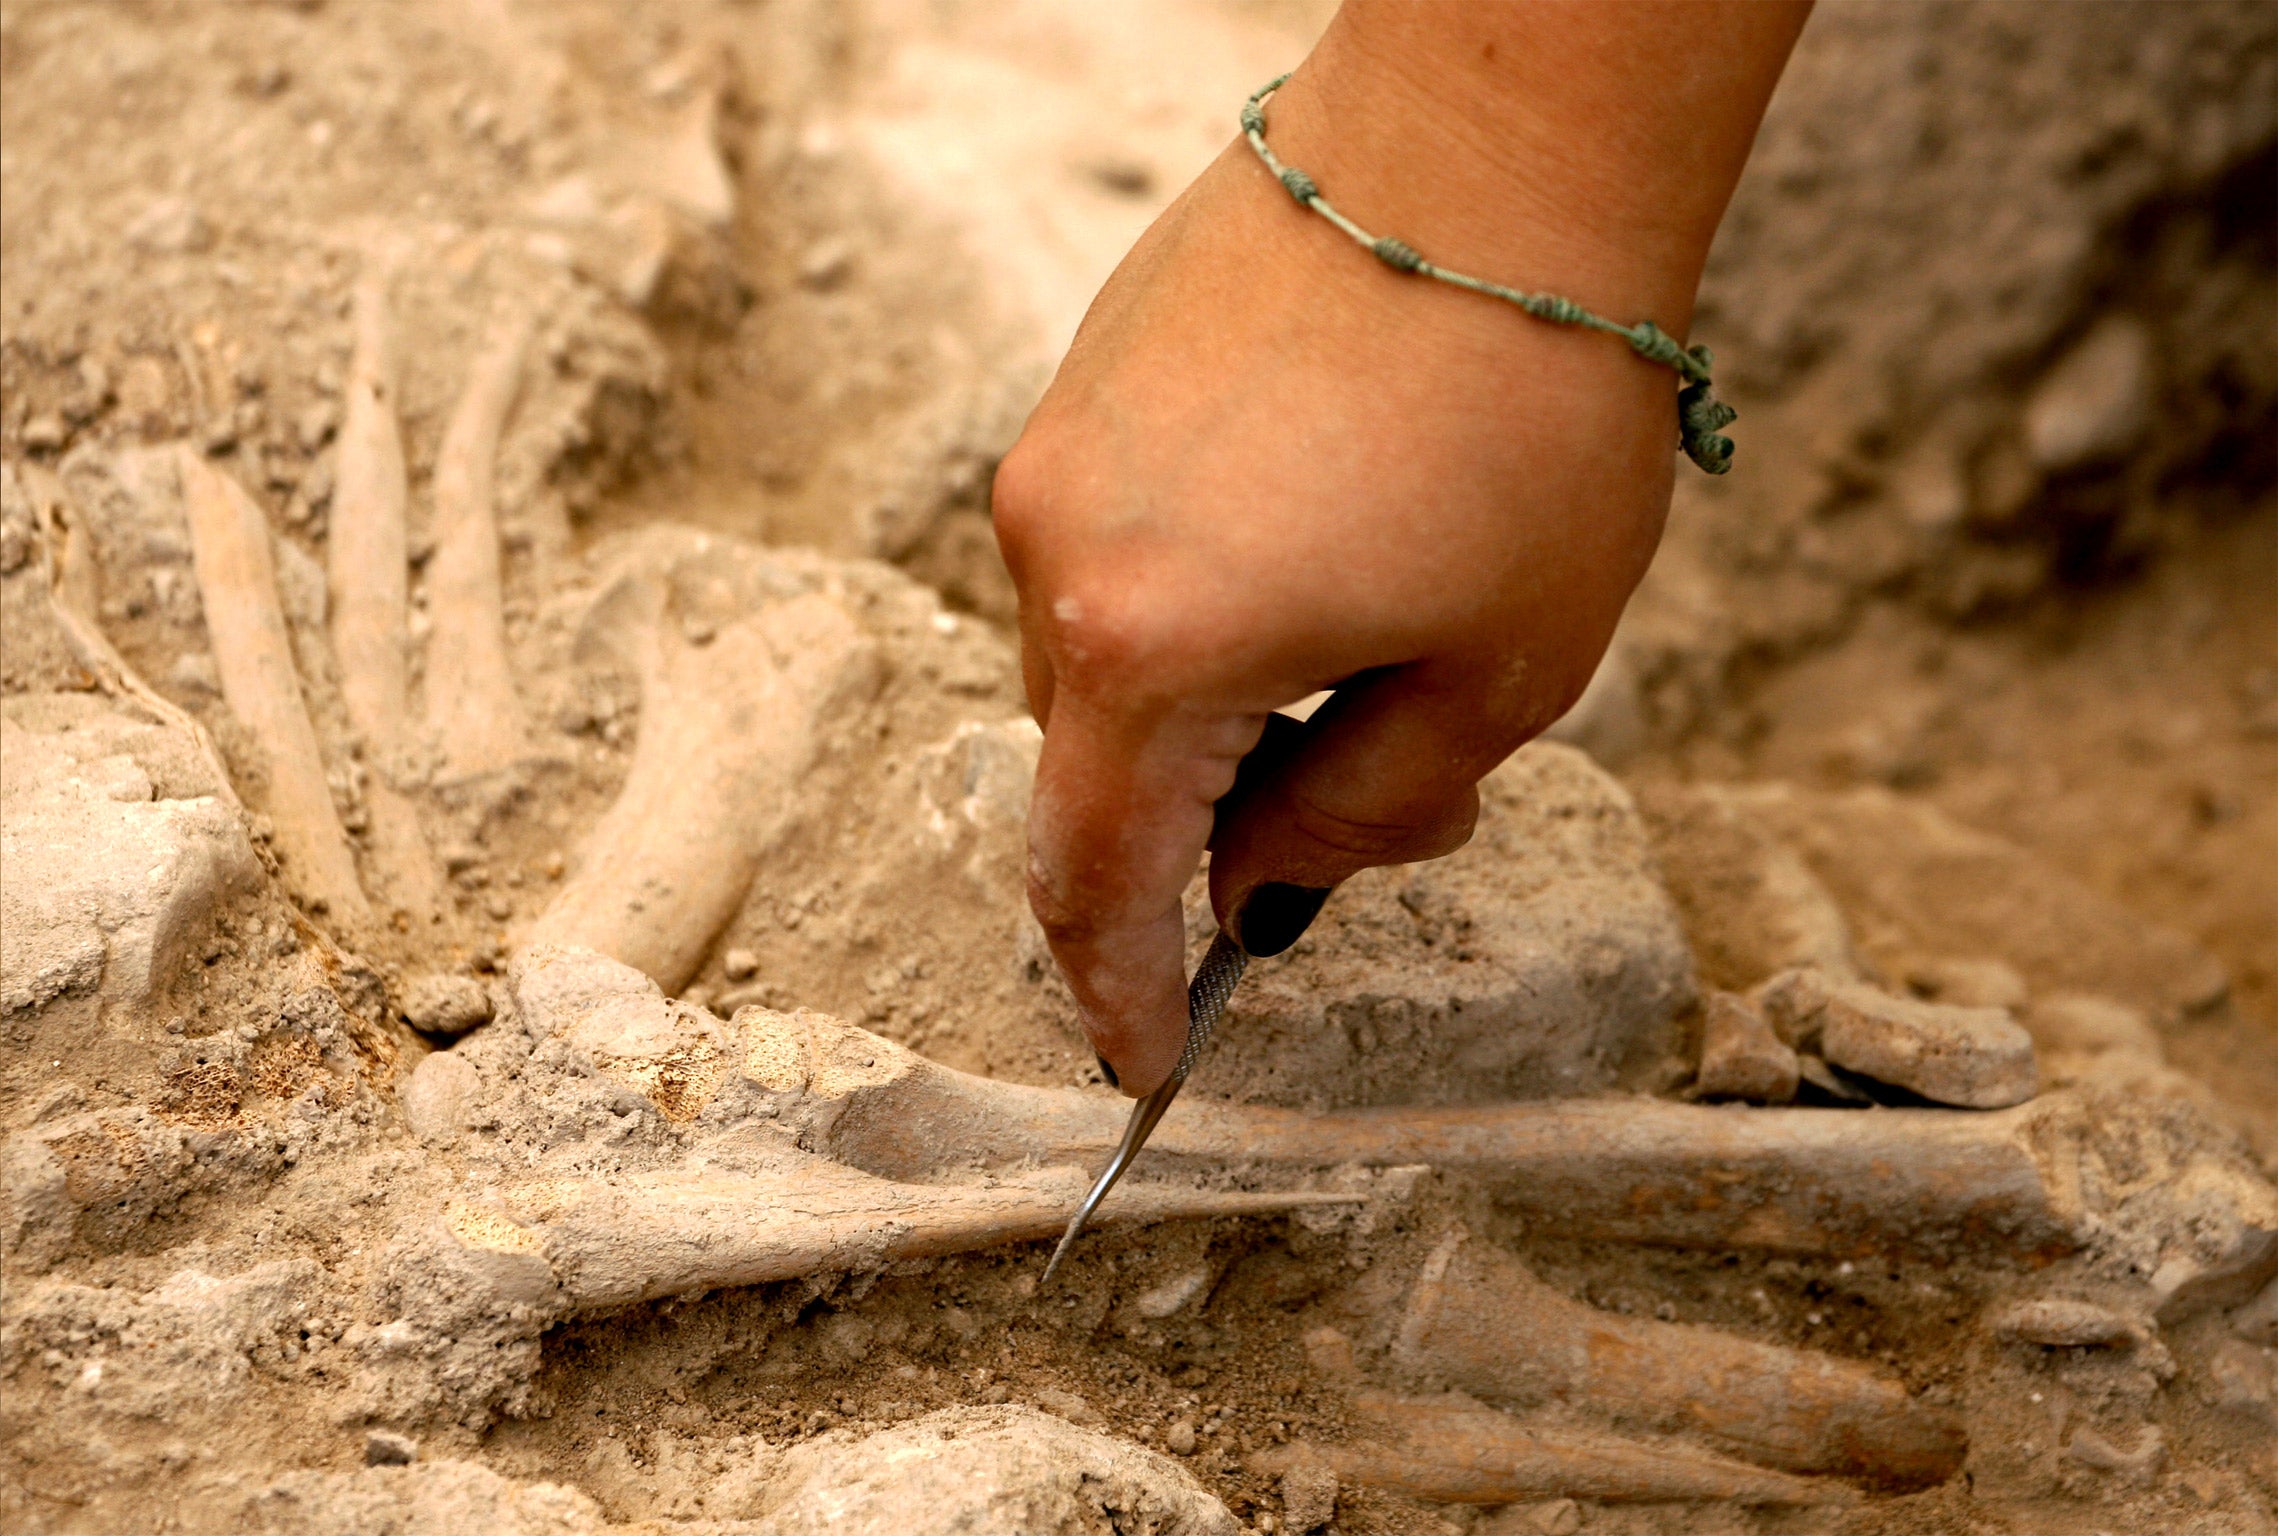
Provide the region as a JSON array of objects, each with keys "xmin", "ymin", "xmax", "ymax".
[
  {"xmin": 1164, "ymin": 1418, "xmax": 1197, "ymax": 1455},
  {"xmin": 1279, "ymin": 1464, "xmax": 1337, "ymax": 1532},
  {"xmin": 401, "ymin": 973, "xmax": 493, "ymax": 1036},
  {"xmin": 1524, "ymin": 1499, "xmax": 1583, "ymax": 1536},
  {"xmin": 723, "ymin": 947, "xmax": 760, "ymax": 981},
  {"xmin": 363, "ymin": 1429, "xmax": 418, "ymax": 1466}
]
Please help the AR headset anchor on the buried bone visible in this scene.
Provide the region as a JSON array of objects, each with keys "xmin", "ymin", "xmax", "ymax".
[
  {"xmin": 176, "ymin": 448, "xmax": 372, "ymax": 929},
  {"xmin": 525, "ymin": 584, "xmax": 878, "ymax": 996},
  {"xmin": 407, "ymin": 1142, "xmax": 1360, "ymax": 1319},
  {"xmin": 1758, "ymin": 967, "xmax": 2038, "ymax": 1108},
  {"xmin": 324, "ymin": 249, "xmax": 443, "ymax": 923},
  {"xmin": 1389, "ymin": 1227, "xmax": 1966, "ymax": 1486},
  {"xmin": 503, "ymin": 950, "xmax": 2278, "ymax": 1279},
  {"xmin": 1253, "ymin": 1398, "xmax": 1853, "ymax": 1509},
  {"xmin": 423, "ymin": 305, "xmax": 535, "ymax": 783}
]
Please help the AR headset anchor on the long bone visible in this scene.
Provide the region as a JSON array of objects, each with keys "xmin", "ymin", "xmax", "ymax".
[
  {"xmin": 1254, "ymin": 1398, "xmax": 1855, "ymax": 1508},
  {"xmin": 326, "ymin": 252, "xmax": 443, "ymax": 923},
  {"xmin": 1390, "ymin": 1228, "xmax": 1966, "ymax": 1487},
  {"xmin": 176, "ymin": 448, "xmax": 371, "ymax": 929},
  {"xmin": 526, "ymin": 584, "xmax": 878, "ymax": 995},
  {"xmin": 690, "ymin": 1000, "xmax": 2082, "ymax": 1259},
  {"xmin": 427, "ymin": 1150, "xmax": 1362, "ymax": 1318},
  {"xmin": 423, "ymin": 305, "xmax": 534, "ymax": 782},
  {"xmin": 406, "ymin": 948, "xmax": 1360, "ymax": 1319}
]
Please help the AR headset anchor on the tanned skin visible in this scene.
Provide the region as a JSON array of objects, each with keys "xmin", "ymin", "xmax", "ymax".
[{"xmin": 994, "ymin": 1, "xmax": 1815, "ymax": 1094}]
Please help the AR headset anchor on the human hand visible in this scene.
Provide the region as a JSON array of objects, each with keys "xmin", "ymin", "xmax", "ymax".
[{"xmin": 993, "ymin": 2, "xmax": 1809, "ymax": 1094}]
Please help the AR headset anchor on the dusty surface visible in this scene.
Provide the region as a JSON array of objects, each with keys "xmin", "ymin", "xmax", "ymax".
[{"xmin": 2, "ymin": 2, "xmax": 2275, "ymax": 1534}]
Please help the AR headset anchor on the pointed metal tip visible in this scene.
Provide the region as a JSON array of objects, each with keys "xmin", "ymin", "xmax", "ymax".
[{"xmin": 1038, "ymin": 1218, "xmax": 1084, "ymax": 1290}]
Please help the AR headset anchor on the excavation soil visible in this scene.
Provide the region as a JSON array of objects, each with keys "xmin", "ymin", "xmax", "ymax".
[{"xmin": 2, "ymin": 3, "xmax": 2275, "ymax": 1535}]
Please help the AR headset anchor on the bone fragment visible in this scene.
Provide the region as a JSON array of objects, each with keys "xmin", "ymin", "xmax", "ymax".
[
  {"xmin": 527, "ymin": 594, "xmax": 877, "ymax": 994},
  {"xmin": 1760, "ymin": 969, "xmax": 2038, "ymax": 1109},
  {"xmin": 1696, "ymin": 991, "xmax": 1799, "ymax": 1103},
  {"xmin": 1988, "ymin": 1297, "xmax": 2150, "ymax": 1351},
  {"xmin": 325, "ymin": 254, "xmax": 443, "ymax": 923},
  {"xmin": 176, "ymin": 448, "xmax": 370, "ymax": 927},
  {"xmin": 18, "ymin": 464, "xmax": 240, "ymax": 808},
  {"xmin": 427, "ymin": 1153, "xmax": 1359, "ymax": 1316},
  {"xmin": 1253, "ymin": 1396, "xmax": 1854, "ymax": 1508},
  {"xmin": 423, "ymin": 305, "xmax": 532, "ymax": 781},
  {"xmin": 1391, "ymin": 1228, "xmax": 1966, "ymax": 1487}
]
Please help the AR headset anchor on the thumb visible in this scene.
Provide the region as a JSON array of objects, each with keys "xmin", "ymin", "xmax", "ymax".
[{"xmin": 1210, "ymin": 660, "xmax": 1544, "ymax": 954}]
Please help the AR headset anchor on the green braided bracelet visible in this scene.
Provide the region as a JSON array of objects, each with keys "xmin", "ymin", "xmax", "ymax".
[{"xmin": 1242, "ymin": 75, "xmax": 1738, "ymax": 475}]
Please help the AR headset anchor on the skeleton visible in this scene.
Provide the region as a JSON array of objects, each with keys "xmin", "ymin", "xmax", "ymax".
[{"xmin": 18, "ymin": 256, "xmax": 2276, "ymax": 1519}]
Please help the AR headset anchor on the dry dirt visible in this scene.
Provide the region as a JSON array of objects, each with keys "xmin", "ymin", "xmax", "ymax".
[{"xmin": 2, "ymin": 2, "xmax": 2274, "ymax": 1534}]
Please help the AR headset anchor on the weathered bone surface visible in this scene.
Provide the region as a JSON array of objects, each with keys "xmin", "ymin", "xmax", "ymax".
[
  {"xmin": 527, "ymin": 581, "xmax": 880, "ymax": 994},
  {"xmin": 15, "ymin": 462, "xmax": 241, "ymax": 802},
  {"xmin": 738, "ymin": 1405, "xmax": 1241, "ymax": 1534},
  {"xmin": 330, "ymin": 254, "xmax": 412, "ymax": 754},
  {"xmin": 501, "ymin": 948, "xmax": 2278, "ymax": 1281},
  {"xmin": 424, "ymin": 306, "xmax": 534, "ymax": 782},
  {"xmin": 1759, "ymin": 966, "xmax": 2038, "ymax": 1109},
  {"xmin": 419, "ymin": 1146, "xmax": 1356, "ymax": 1319},
  {"xmin": 1254, "ymin": 1397, "xmax": 1855, "ymax": 1509},
  {"xmin": 324, "ymin": 252, "xmax": 443, "ymax": 924},
  {"xmin": 1390, "ymin": 1228, "xmax": 1966, "ymax": 1486},
  {"xmin": 1695, "ymin": 990, "xmax": 1800, "ymax": 1103},
  {"xmin": 389, "ymin": 949, "xmax": 1359, "ymax": 1328},
  {"xmin": 175, "ymin": 447, "xmax": 372, "ymax": 928}
]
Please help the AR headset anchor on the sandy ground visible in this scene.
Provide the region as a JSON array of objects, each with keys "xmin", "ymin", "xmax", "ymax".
[{"xmin": 1, "ymin": 2, "xmax": 2274, "ymax": 1534}]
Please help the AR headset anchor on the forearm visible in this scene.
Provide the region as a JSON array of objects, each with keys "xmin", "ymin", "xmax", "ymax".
[{"xmin": 1265, "ymin": 0, "xmax": 1812, "ymax": 322}]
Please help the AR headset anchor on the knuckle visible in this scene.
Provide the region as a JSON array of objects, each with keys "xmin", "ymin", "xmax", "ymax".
[{"xmin": 1047, "ymin": 580, "xmax": 1194, "ymax": 691}]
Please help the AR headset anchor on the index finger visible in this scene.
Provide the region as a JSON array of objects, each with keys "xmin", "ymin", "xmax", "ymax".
[{"xmin": 1025, "ymin": 681, "xmax": 1268, "ymax": 1096}]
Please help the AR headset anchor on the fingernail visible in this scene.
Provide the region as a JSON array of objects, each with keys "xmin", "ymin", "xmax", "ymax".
[
  {"xmin": 1235, "ymin": 882, "xmax": 1331, "ymax": 957},
  {"xmin": 1094, "ymin": 1052, "xmax": 1120, "ymax": 1090}
]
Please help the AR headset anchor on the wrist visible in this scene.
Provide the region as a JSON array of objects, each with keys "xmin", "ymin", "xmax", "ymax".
[{"xmin": 1263, "ymin": 0, "xmax": 1809, "ymax": 330}]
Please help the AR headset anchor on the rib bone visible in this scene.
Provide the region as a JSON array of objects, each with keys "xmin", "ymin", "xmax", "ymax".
[
  {"xmin": 176, "ymin": 448, "xmax": 370, "ymax": 928},
  {"xmin": 326, "ymin": 251, "xmax": 442, "ymax": 923},
  {"xmin": 331, "ymin": 251, "xmax": 412, "ymax": 751},
  {"xmin": 1391, "ymin": 1228, "xmax": 1966, "ymax": 1487},
  {"xmin": 424, "ymin": 305, "xmax": 533, "ymax": 781}
]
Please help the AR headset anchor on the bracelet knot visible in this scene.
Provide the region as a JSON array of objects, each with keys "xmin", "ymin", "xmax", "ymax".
[
  {"xmin": 1240, "ymin": 74, "xmax": 1738, "ymax": 475},
  {"xmin": 1371, "ymin": 237, "xmax": 1424, "ymax": 272},
  {"xmin": 1679, "ymin": 381, "xmax": 1739, "ymax": 475}
]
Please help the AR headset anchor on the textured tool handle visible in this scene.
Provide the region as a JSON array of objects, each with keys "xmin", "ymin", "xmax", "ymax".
[{"xmin": 1174, "ymin": 931, "xmax": 1249, "ymax": 1085}]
